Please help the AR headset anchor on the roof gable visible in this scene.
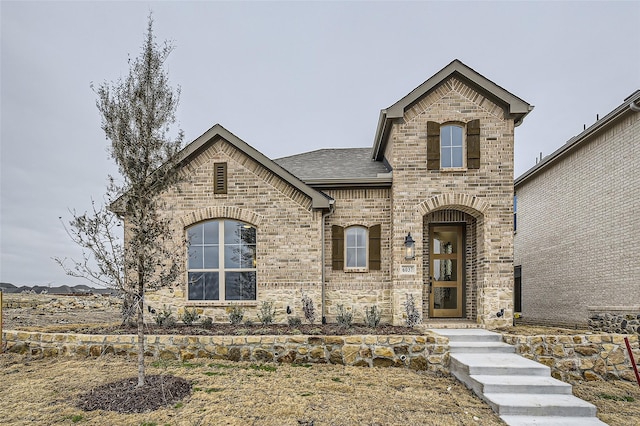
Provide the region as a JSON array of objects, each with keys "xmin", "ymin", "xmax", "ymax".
[
  {"xmin": 170, "ymin": 124, "xmax": 331, "ymax": 210},
  {"xmin": 372, "ymin": 59, "xmax": 533, "ymax": 160}
]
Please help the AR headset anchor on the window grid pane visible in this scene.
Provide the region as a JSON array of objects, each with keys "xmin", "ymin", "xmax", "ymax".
[
  {"xmin": 440, "ymin": 125, "xmax": 463, "ymax": 168},
  {"xmin": 187, "ymin": 220, "xmax": 257, "ymax": 301},
  {"xmin": 346, "ymin": 227, "xmax": 367, "ymax": 268}
]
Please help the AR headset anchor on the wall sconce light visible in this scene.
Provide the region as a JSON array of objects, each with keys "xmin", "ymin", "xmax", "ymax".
[{"xmin": 404, "ymin": 232, "xmax": 415, "ymax": 260}]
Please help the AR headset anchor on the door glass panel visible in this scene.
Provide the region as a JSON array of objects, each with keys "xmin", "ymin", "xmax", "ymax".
[
  {"xmin": 433, "ymin": 259, "xmax": 457, "ymax": 281},
  {"xmin": 433, "ymin": 287, "xmax": 457, "ymax": 310},
  {"xmin": 432, "ymin": 229, "xmax": 458, "ymax": 254}
]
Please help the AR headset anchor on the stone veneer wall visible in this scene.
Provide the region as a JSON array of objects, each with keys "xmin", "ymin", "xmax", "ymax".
[
  {"xmin": 1, "ymin": 330, "xmax": 449, "ymax": 373},
  {"xmin": 502, "ymin": 333, "xmax": 640, "ymax": 384}
]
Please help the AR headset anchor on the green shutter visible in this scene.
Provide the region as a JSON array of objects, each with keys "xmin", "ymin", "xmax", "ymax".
[
  {"xmin": 426, "ymin": 121, "xmax": 440, "ymax": 170},
  {"xmin": 331, "ymin": 225, "xmax": 344, "ymax": 270},
  {"xmin": 368, "ymin": 224, "xmax": 381, "ymax": 271},
  {"xmin": 466, "ymin": 119, "xmax": 480, "ymax": 169}
]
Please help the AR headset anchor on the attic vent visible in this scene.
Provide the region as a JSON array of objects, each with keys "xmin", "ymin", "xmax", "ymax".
[{"xmin": 214, "ymin": 162, "xmax": 227, "ymax": 194}]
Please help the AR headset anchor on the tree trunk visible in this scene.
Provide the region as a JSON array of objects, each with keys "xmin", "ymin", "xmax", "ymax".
[{"xmin": 136, "ymin": 277, "xmax": 145, "ymax": 387}]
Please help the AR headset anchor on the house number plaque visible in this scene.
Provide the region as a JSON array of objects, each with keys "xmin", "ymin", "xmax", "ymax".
[{"xmin": 400, "ymin": 264, "xmax": 416, "ymax": 275}]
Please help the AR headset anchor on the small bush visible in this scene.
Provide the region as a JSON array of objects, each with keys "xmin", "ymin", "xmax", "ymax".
[
  {"xmin": 257, "ymin": 301, "xmax": 276, "ymax": 325},
  {"xmin": 288, "ymin": 316, "xmax": 302, "ymax": 327},
  {"xmin": 228, "ymin": 305, "xmax": 244, "ymax": 325},
  {"xmin": 364, "ymin": 305, "xmax": 382, "ymax": 328},
  {"xmin": 181, "ymin": 307, "xmax": 200, "ymax": 325},
  {"xmin": 336, "ymin": 304, "xmax": 353, "ymax": 328},
  {"xmin": 201, "ymin": 316, "xmax": 213, "ymax": 327},
  {"xmin": 301, "ymin": 293, "xmax": 316, "ymax": 324},
  {"xmin": 404, "ymin": 294, "xmax": 421, "ymax": 328},
  {"xmin": 153, "ymin": 305, "xmax": 176, "ymax": 326}
]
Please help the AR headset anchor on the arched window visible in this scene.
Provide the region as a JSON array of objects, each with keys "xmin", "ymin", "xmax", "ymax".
[
  {"xmin": 345, "ymin": 226, "xmax": 368, "ymax": 270},
  {"xmin": 440, "ymin": 124, "xmax": 464, "ymax": 168},
  {"xmin": 187, "ymin": 219, "xmax": 256, "ymax": 301}
]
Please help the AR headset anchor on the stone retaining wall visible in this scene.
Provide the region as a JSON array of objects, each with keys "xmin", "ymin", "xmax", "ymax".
[
  {"xmin": 502, "ymin": 333, "xmax": 640, "ymax": 384},
  {"xmin": 588, "ymin": 311, "xmax": 640, "ymax": 335},
  {"xmin": 1, "ymin": 330, "xmax": 449, "ymax": 373}
]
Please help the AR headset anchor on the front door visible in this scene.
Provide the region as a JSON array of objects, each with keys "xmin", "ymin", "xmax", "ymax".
[{"xmin": 429, "ymin": 225, "xmax": 464, "ymax": 318}]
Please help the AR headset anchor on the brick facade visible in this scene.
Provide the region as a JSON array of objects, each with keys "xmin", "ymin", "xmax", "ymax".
[
  {"xmin": 514, "ymin": 94, "xmax": 640, "ymax": 327},
  {"xmin": 129, "ymin": 60, "xmax": 530, "ymax": 328}
]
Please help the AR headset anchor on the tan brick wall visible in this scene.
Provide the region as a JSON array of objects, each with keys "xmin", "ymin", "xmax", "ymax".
[
  {"xmin": 143, "ymin": 138, "xmax": 325, "ymax": 322},
  {"xmin": 514, "ymin": 110, "xmax": 640, "ymax": 326},
  {"xmin": 323, "ymin": 188, "xmax": 393, "ymax": 323},
  {"xmin": 386, "ymin": 77, "xmax": 516, "ymax": 327}
]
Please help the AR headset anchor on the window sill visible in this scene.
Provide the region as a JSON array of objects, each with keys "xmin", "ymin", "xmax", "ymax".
[
  {"xmin": 439, "ymin": 167, "xmax": 467, "ymax": 173},
  {"xmin": 185, "ymin": 301, "xmax": 258, "ymax": 307},
  {"xmin": 344, "ymin": 268, "xmax": 369, "ymax": 273}
]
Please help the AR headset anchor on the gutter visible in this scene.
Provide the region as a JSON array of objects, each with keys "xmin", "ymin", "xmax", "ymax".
[{"xmin": 321, "ymin": 200, "xmax": 335, "ymax": 324}]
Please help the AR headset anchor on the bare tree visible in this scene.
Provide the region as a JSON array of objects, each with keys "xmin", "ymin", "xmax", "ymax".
[{"xmin": 56, "ymin": 15, "xmax": 184, "ymax": 387}]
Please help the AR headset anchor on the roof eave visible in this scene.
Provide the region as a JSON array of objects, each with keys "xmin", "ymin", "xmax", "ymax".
[
  {"xmin": 304, "ymin": 176, "xmax": 393, "ymax": 189},
  {"xmin": 515, "ymin": 90, "xmax": 640, "ymax": 188}
]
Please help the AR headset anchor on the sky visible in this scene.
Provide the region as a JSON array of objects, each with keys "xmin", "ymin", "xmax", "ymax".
[{"xmin": 1, "ymin": 1, "xmax": 639, "ymax": 288}]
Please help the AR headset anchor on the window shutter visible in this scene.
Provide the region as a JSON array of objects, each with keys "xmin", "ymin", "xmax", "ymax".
[
  {"xmin": 214, "ymin": 163, "xmax": 227, "ymax": 194},
  {"xmin": 426, "ymin": 121, "xmax": 440, "ymax": 170},
  {"xmin": 368, "ymin": 224, "xmax": 381, "ymax": 271},
  {"xmin": 331, "ymin": 225, "xmax": 344, "ymax": 270},
  {"xmin": 466, "ymin": 119, "xmax": 480, "ymax": 169}
]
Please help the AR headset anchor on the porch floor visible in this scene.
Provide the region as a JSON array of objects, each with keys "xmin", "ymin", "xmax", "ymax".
[{"xmin": 419, "ymin": 319, "xmax": 484, "ymax": 329}]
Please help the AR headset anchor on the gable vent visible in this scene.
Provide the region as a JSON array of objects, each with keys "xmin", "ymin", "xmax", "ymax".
[{"xmin": 214, "ymin": 162, "xmax": 227, "ymax": 194}]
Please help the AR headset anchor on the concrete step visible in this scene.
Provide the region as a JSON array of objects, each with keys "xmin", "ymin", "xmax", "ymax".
[
  {"xmin": 483, "ymin": 393, "xmax": 597, "ymax": 417},
  {"xmin": 468, "ymin": 375, "xmax": 572, "ymax": 395},
  {"xmin": 449, "ymin": 340, "xmax": 515, "ymax": 353},
  {"xmin": 451, "ymin": 353, "xmax": 550, "ymax": 377},
  {"xmin": 500, "ymin": 415, "xmax": 608, "ymax": 425},
  {"xmin": 430, "ymin": 328, "xmax": 503, "ymax": 343}
]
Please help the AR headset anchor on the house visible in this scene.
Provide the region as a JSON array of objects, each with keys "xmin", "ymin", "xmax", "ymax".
[
  {"xmin": 141, "ymin": 60, "xmax": 532, "ymax": 328},
  {"xmin": 514, "ymin": 90, "xmax": 640, "ymax": 330}
]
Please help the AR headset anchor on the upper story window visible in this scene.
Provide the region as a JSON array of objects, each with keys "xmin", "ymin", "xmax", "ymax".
[
  {"xmin": 440, "ymin": 125, "xmax": 464, "ymax": 168},
  {"xmin": 345, "ymin": 226, "xmax": 368, "ymax": 269},
  {"xmin": 427, "ymin": 119, "xmax": 480, "ymax": 170},
  {"xmin": 187, "ymin": 219, "xmax": 256, "ymax": 301}
]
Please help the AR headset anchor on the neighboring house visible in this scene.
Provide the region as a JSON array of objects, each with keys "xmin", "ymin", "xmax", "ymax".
[
  {"xmin": 514, "ymin": 90, "xmax": 640, "ymax": 329},
  {"xmin": 133, "ymin": 60, "xmax": 532, "ymax": 328}
]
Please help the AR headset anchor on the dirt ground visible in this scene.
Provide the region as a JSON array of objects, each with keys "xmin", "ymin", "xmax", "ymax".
[{"xmin": 2, "ymin": 294, "xmax": 640, "ymax": 425}]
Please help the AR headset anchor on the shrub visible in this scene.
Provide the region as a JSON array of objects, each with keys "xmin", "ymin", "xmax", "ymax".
[
  {"xmin": 201, "ymin": 316, "xmax": 213, "ymax": 327},
  {"xmin": 404, "ymin": 294, "xmax": 421, "ymax": 328},
  {"xmin": 257, "ymin": 301, "xmax": 276, "ymax": 325},
  {"xmin": 301, "ymin": 293, "xmax": 316, "ymax": 324},
  {"xmin": 288, "ymin": 316, "xmax": 302, "ymax": 327},
  {"xmin": 364, "ymin": 305, "xmax": 381, "ymax": 328},
  {"xmin": 336, "ymin": 304, "xmax": 353, "ymax": 328},
  {"xmin": 153, "ymin": 305, "xmax": 176, "ymax": 326},
  {"xmin": 228, "ymin": 305, "xmax": 244, "ymax": 325},
  {"xmin": 181, "ymin": 307, "xmax": 200, "ymax": 325}
]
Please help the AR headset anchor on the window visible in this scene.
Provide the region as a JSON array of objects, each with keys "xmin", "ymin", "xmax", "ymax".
[
  {"xmin": 514, "ymin": 265, "xmax": 522, "ymax": 312},
  {"xmin": 187, "ymin": 219, "xmax": 256, "ymax": 301},
  {"xmin": 513, "ymin": 194, "xmax": 518, "ymax": 232},
  {"xmin": 440, "ymin": 125, "xmax": 464, "ymax": 168},
  {"xmin": 331, "ymin": 224, "xmax": 381, "ymax": 271},
  {"xmin": 426, "ymin": 120, "xmax": 480, "ymax": 170},
  {"xmin": 345, "ymin": 226, "xmax": 367, "ymax": 269}
]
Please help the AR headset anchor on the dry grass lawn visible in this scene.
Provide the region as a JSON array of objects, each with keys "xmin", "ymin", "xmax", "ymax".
[{"xmin": 0, "ymin": 353, "xmax": 504, "ymax": 425}]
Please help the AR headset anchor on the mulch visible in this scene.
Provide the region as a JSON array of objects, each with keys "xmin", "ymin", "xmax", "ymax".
[
  {"xmin": 74, "ymin": 322, "xmax": 421, "ymax": 336},
  {"xmin": 77, "ymin": 374, "xmax": 191, "ymax": 413}
]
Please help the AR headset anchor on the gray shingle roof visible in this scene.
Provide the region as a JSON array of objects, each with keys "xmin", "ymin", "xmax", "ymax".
[{"xmin": 274, "ymin": 148, "xmax": 390, "ymax": 182}]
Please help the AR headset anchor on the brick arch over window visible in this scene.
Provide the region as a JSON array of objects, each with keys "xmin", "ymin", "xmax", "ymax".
[
  {"xmin": 417, "ymin": 193, "xmax": 488, "ymax": 218},
  {"xmin": 180, "ymin": 206, "xmax": 264, "ymax": 228}
]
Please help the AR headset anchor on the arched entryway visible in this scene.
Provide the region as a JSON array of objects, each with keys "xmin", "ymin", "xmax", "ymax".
[{"xmin": 422, "ymin": 209, "xmax": 481, "ymax": 321}]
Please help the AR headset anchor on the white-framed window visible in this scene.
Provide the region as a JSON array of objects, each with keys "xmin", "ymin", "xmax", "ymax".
[
  {"xmin": 345, "ymin": 226, "xmax": 368, "ymax": 270},
  {"xmin": 187, "ymin": 219, "xmax": 256, "ymax": 301},
  {"xmin": 440, "ymin": 124, "xmax": 464, "ymax": 168}
]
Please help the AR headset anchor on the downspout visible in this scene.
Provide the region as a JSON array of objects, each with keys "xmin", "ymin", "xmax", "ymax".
[{"xmin": 321, "ymin": 199, "xmax": 335, "ymax": 324}]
